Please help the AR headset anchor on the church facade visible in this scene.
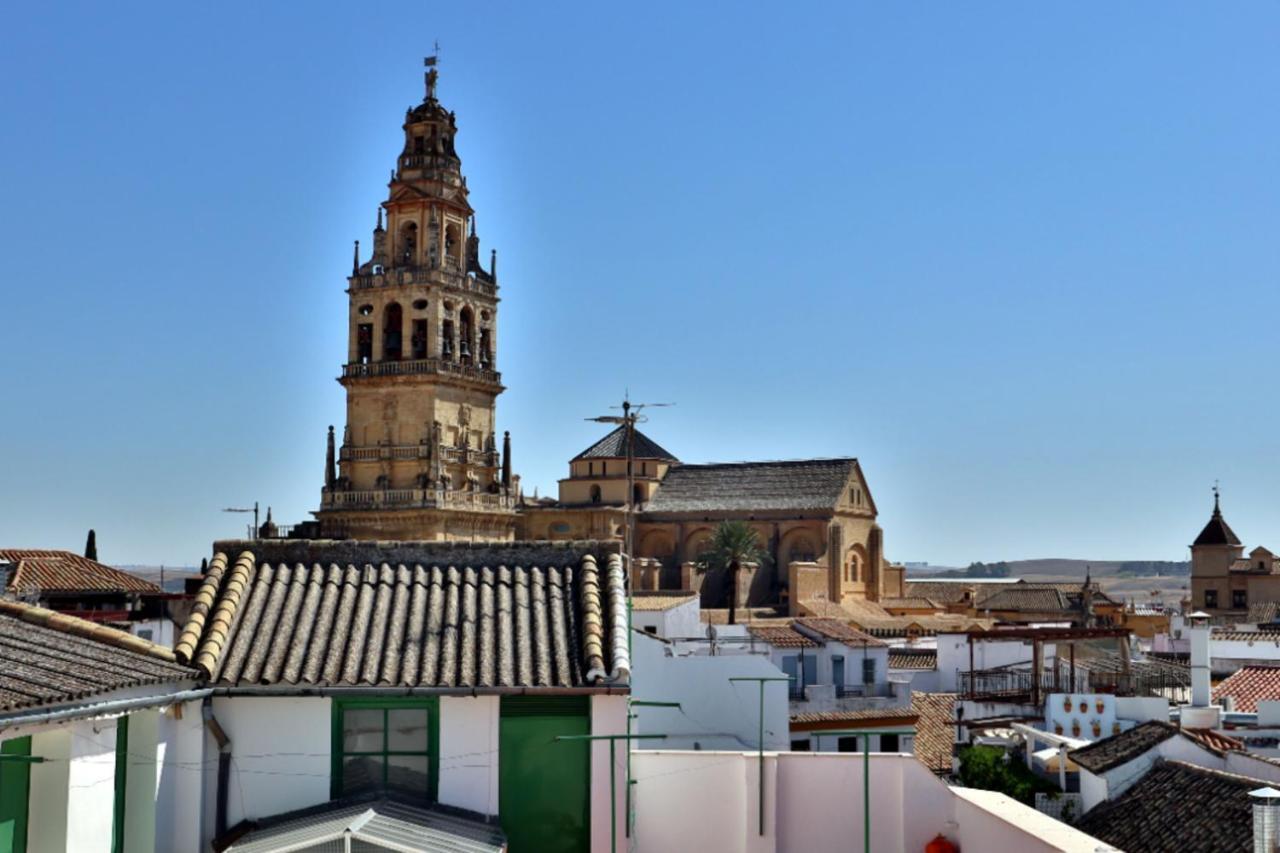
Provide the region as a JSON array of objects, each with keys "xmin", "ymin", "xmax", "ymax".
[{"xmin": 312, "ymin": 63, "xmax": 901, "ymax": 608}]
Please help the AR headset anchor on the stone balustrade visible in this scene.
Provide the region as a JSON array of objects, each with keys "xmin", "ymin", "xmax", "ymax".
[
  {"xmin": 341, "ymin": 357, "xmax": 501, "ymax": 385},
  {"xmin": 320, "ymin": 488, "xmax": 516, "ymax": 512}
]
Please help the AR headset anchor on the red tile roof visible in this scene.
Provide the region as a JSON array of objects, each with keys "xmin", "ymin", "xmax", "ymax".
[
  {"xmin": 911, "ymin": 693, "xmax": 957, "ymax": 774},
  {"xmin": 0, "ymin": 550, "xmax": 161, "ymax": 595},
  {"xmin": 1213, "ymin": 665, "xmax": 1280, "ymax": 713},
  {"xmin": 747, "ymin": 625, "xmax": 818, "ymax": 648},
  {"xmin": 793, "ymin": 618, "xmax": 887, "ymax": 647}
]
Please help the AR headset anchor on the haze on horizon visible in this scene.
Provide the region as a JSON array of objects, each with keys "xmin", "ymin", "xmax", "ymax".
[{"xmin": 2, "ymin": 2, "xmax": 1278, "ymax": 568}]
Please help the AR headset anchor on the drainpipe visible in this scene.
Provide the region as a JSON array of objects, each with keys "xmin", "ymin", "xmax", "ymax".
[{"xmin": 203, "ymin": 698, "xmax": 232, "ymax": 838}]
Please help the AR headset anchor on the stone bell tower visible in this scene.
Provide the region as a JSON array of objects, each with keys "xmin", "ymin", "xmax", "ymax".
[{"xmin": 316, "ymin": 58, "xmax": 517, "ymax": 541}]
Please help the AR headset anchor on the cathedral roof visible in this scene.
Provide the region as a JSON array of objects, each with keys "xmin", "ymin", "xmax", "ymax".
[
  {"xmin": 1193, "ymin": 496, "xmax": 1242, "ymax": 547},
  {"xmin": 572, "ymin": 426, "xmax": 679, "ymax": 463},
  {"xmin": 645, "ymin": 458, "xmax": 859, "ymax": 514}
]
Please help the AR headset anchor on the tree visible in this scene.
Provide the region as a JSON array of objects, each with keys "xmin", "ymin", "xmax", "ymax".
[
  {"xmin": 84, "ymin": 529, "xmax": 97, "ymax": 562},
  {"xmin": 956, "ymin": 745, "xmax": 1059, "ymax": 805},
  {"xmin": 695, "ymin": 520, "xmax": 768, "ymax": 625}
]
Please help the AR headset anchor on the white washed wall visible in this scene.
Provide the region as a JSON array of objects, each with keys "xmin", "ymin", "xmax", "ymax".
[
  {"xmin": 213, "ymin": 696, "xmax": 332, "ymax": 838},
  {"xmin": 438, "ymin": 695, "xmax": 499, "ymax": 815},
  {"xmin": 631, "ymin": 632, "xmax": 790, "ymax": 749},
  {"xmin": 65, "ymin": 717, "xmax": 119, "ymax": 853},
  {"xmin": 27, "ymin": 728, "xmax": 71, "ymax": 853},
  {"xmin": 632, "ymin": 750, "xmax": 1106, "ymax": 853},
  {"xmin": 590, "ymin": 695, "xmax": 629, "ymax": 853},
  {"xmin": 155, "ymin": 700, "xmax": 205, "ymax": 853}
]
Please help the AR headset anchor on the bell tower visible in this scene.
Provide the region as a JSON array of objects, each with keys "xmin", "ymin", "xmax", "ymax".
[{"xmin": 316, "ymin": 58, "xmax": 517, "ymax": 541}]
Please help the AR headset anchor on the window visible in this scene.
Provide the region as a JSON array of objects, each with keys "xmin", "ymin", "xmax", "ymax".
[
  {"xmin": 589, "ymin": 485, "xmax": 602, "ymax": 504},
  {"xmin": 411, "ymin": 320, "xmax": 428, "ymax": 359},
  {"xmin": 879, "ymin": 733, "xmax": 900, "ymax": 753},
  {"xmin": 441, "ymin": 320, "xmax": 454, "ymax": 359},
  {"xmin": 1204, "ymin": 589, "xmax": 1218, "ymax": 609},
  {"xmin": 837, "ymin": 736, "xmax": 860, "ymax": 753},
  {"xmin": 862, "ymin": 657, "xmax": 876, "ymax": 685},
  {"xmin": 136, "ymin": 628, "xmax": 153, "ymax": 641},
  {"xmin": 791, "ymin": 739, "xmax": 811, "ymax": 752},
  {"xmin": 832, "ymin": 656, "xmax": 845, "ymax": 695},
  {"xmin": 332, "ymin": 699, "xmax": 438, "ymax": 802},
  {"xmin": 1233, "ymin": 589, "xmax": 1248, "ymax": 609},
  {"xmin": 383, "ymin": 303, "xmax": 403, "ymax": 361},
  {"xmin": 357, "ymin": 323, "xmax": 373, "ymax": 363}
]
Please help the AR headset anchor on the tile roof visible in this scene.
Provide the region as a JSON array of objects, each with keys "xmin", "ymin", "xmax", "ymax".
[
  {"xmin": 645, "ymin": 458, "xmax": 859, "ymax": 514},
  {"xmin": 1247, "ymin": 601, "xmax": 1280, "ymax": 624},
  {"xmin": 746, "ymin": 625, "xmax": 818, "ymax": 648},
  {"xmin": 975, "ymin": 587, "xmax": 1070, "ymax": 613},
  {"xmin": 799, "ymin": 598, "xmax": 994, "ymax": 637},
  {"xmin": 1068, "ymin": 721, "xmax": 1179, "ymax": 773},
  {"xmin": 573, "ymin": 425, "xmax": 679, "ymax": 463},
  {"xmin": 888, "ymin": 649, "xmax": 937, "ymax": 670},
  {"xmin": 629, "ymin": 591, "xmax": 697, "ymax": 612},
  {"xmin": 789, "ymin": 708, "xmax": 919, "ymax": 728},
  {"xmin": 793, "ymin": 618, "xmax": 887, "ymax": 647},
  {"xmin": 1213, "ymin": 665, "xmax": 1280, "ymax": 713},
  {"xmin": 1073, "ymin": 760, "xmax": 1261, "ymax": 853},
  {"xmin": 910, "ymin": 692, "xmax": 957, "ymax": 774},
  {"xmin": 1182, "ymin": 728, "xmax": 1244, "ymax": 753},
  {"xmin": 903, "ymin": 581, "xmax": 993, "ymax": 605},
  {"xmin": 0, "ymin": 599, "xmax": 195, "ymax": 711},
  {"xmin": 1211, "ymin": 629, "xmax": 1280, "ymax": 643},
  {"xmin": 0, "ymin": 549, "xmax": 162, "ymax": 595},
  {"xmin": 879, "ymin": 597, "xmax": 939, "ymax": 610},
  {"xmin": 174, "ymin": 542, "xmax": 631, "ymax": 690},
  {"xmin": 1193, "ymin": 504, "xmax": 1242, "ymax": 547},
  {"xmin": 222, "ymin": 796, "xmax": 505, "ymax": 853}
]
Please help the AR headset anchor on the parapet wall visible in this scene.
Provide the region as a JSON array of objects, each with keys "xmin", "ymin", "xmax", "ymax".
[{"xmin": 211, "ymin": 538, "xmax": 622, "ymax": 568}]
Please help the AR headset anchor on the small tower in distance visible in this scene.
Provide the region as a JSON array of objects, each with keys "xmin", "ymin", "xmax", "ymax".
[{"xmin": 1189, "ymin": 485, "xmax": 1243, "ymax": 615}]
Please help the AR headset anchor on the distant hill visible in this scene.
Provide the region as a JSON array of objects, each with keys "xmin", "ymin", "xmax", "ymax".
[{"xmin": 908, "ymin": 559, "xmax": 1189, "ymax": 579}]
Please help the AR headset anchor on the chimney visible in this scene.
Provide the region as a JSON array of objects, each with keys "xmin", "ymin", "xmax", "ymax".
[
  {"xmin": 1181, "ymin": 611, "xmax": 1222, "ymax": 729},
  {"xmin": 1252, "ymin": 787, "xmax": 1280, "ymax": 853}
]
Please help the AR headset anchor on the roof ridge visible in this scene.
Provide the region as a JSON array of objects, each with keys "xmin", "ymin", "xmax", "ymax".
[
  {"xmin": 0, "ymin": 597, "xmax": 178, "ymax": 663},
  {"xmin": 678, "ymin": 457, "xmax": 857, "ymax": 468},
  {"xmin": 1160, "ymin": 758, "xmax": 1273, "ymax": 785}
]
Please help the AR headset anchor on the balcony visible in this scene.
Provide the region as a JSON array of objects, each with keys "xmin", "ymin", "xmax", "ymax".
[
  {"xmin": 320, "ymin": 488, "xmax": 516, "ymax": 513},
  {"xmin": 349, "ymin": 266, "xmax": 496, "ymax": 297},
  {"xmin": 342, "ymin": 357, "xmax": 501, "ymax": 386}
]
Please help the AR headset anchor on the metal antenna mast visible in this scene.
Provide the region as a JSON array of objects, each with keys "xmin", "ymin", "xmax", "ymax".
[{"xmin": 586, "ymin": 392, "xmax": 673, "ymax": 587}]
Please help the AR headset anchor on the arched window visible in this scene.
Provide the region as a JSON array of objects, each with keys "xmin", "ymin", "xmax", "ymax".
[
  {"xmin": 441, "ymin": 319, "xmax": 454, "ymax": 359},
  {"xmin": 400, "ymin": 222, "xmax": 418, "ymax": 266},
  {"xmin": 590, "ymin": 484, "xmax": 602, "ymax": 504},
  {"xmin": 383, "ymin": 303, "xmax": 403, "ymax": 361},
  {"xmin": 444, "ymin": 223, "xmax": 461, "ymax": 269},
  {"xmin": 479, "ymin": 328, "xmax": 492, "ymax": 367},
  {"xmin": 458, "ymin": 307, "xmax": 474, "ymax": 363}
]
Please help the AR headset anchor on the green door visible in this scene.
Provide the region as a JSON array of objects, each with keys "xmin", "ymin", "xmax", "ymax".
[
  {"xmin": 499, "ymin": 697, "xmax": 590, "ymax": 853},
  {"xmin": 0, "ymin": 737, "xmax": 31, "ymax": 853}
]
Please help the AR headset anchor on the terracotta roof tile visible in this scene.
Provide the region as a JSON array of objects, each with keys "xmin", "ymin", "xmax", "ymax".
[
  {"xmin": 1213, "ymin": 665, "xmax": 1280, "ymax": 713},
  {"xmin": 0, "ymin": 549, "xmax": 162, "ymax": 595},
  {"xmin": 889, "ymin": 650, "xmax": 937, "ymax": 670},
  {"xmin": 0, "ymin": 599, "xmax": 195, "ymax": 711},
  {"xmin": 746, "ymin": 625, "xmax": 818, "ymax": 648},
  {"xmin": 1069, "ymin": 721, "xmax": 1180, "ymax": 773},
  {"xmin": 646, "ymin": 458, "xmax": 859, "ymax": 514},
  {"xmin": 910, "ymin": 693, "xmax": 957, "ymax": 774},
  {"xmin": 1074, "ymin": 760, "xmax": 1261, "ymax": 852},
  {"xmin": 789, "ymin": 708, "xmax": 919, "ymax": 727},
  {"xmin": 793, "ymin": 618, "xmax": 887, "ymax": 647}
]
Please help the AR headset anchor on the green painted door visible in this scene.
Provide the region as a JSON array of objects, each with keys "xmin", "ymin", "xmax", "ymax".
[
  {"xmin": 0, "ymin": 737, "xmax": 31, "ymax": 853},
  {"xmin": 499, "ymin": 697, "xmax": 590, "ymax": 853}
]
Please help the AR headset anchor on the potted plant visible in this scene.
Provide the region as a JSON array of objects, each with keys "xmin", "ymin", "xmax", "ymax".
[
  {"xmin": 1112, "ymin": 722, "xmax": 1122, "ymax": 735},
  {"xmin": 1063, "ymin": 696, "xmax": 1073, "ymax": 712},
  {"xmin": 1054, "ymin": 722, "xmax": 1064, "ymax": 735}
]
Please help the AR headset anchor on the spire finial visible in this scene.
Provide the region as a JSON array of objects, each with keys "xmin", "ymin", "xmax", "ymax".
[
  {"xmin": 1213, "ymin": 481, "xmax": 1221, "ymax": 515},
  {"xmin": 352, "ymin": 240, "xmax": 360, "ymax": 275},
  {"xmin": 424, "ymin": 45, "xmax": 440, "ymax": 100},
  {"xmin": 376, "ymin": 208, "xmax": 384, "ymax": 231}
]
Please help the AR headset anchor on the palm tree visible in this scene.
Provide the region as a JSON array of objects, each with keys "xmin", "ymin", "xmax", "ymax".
[{"xmin": 695, "ymin": 520, "xmax": 769, "ymax": 625}]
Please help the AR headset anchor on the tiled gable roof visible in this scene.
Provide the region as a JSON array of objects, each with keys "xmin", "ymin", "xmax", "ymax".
[
  {"xmin": 0, "ymin": 549, "xmax": 161, "ymax": 595},
  {"xmin": 572, "ymin": 426, "xmax": 678, "ymax": 463},
  {"xmin": 174, "ymin": 541, "xmax": 630, "ymax": 690},
  {"xmin": 1068, "ymin": 721, "xmax": 1179, "ymax": 773},
  {"xmin": 889, "ymin": 649, "xmax": 937, "ymax": 670},
  {"xmin": 879, "ymin": 597, "xmax": 939, "ymax": 610},
  {"xmin": 910, "ymin": 692, "xmax": 957, "ymax": 774},
  {"xmin": 975, "ymin": 587, "xmax": 1069, "ymax": 613},
  {"xmin": 1073, "ymin": 760, "xmax": 1260, "ymax": 853},
  {"xmin": 746, "ymin": 625, "xmax": 818, "ymax": 648},
  {"xmin": 793, "ymin": 618, "xmax": 887, "ymax": 647},
  {"xmin": 629, "ymin": 591, "xmax": 697, "ymax": 612},
  {"xmin": 645, "ymin": 458, "xmax": 858, "ymax": 514},
  {"xmin": 1247, "ymin": 601, "xmax": 1280, "ymax": 624},
  {"xmin": 0, "ymin": 599, "xmax": 195, "ymax": 711},
  {"xmin": 1213, "ymin": 664, "xmax": 1280, "ymax": 713}
]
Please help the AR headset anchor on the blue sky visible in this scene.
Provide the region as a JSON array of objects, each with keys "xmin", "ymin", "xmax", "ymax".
[{"xmin": 2, "ymin": 3, "xmax": 1278, "ymax": 568}]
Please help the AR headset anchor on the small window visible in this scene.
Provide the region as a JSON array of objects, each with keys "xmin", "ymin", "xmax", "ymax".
[
  {"xmin": 880, "ymin": 733, "xmax": 900, "ymax": 752},
  {"xmin": 590, "ymin": 485, "xmax": 602, "ymax": 504},
  {"xmin": 136, "ymin": 629, "xmax": 153, "ymax": 641},
  {"xmin": 1233, "ymin": 589, "xmax": 1248, "ymax": 609},
  {"xmin": 333, "ymin": 700, "xmax": 436, "ymax": 801},
  {"xmin": 1205, "ymin": 590, "xmax": 1218, "ymax": 609},
  {"xmin": 358, "ymin": 304, "xmax": 374, "ymax": 316},
  {"xmin": 837, "ymin": 736, "xmax": 860, "ymax": 753},
  {"xmin": 791, "ymin": 739, "xmax": 811, "ymax": 752},
  {"xmin": 862, "ymin": 657, "xmax": 876, "ymax": 685}
]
